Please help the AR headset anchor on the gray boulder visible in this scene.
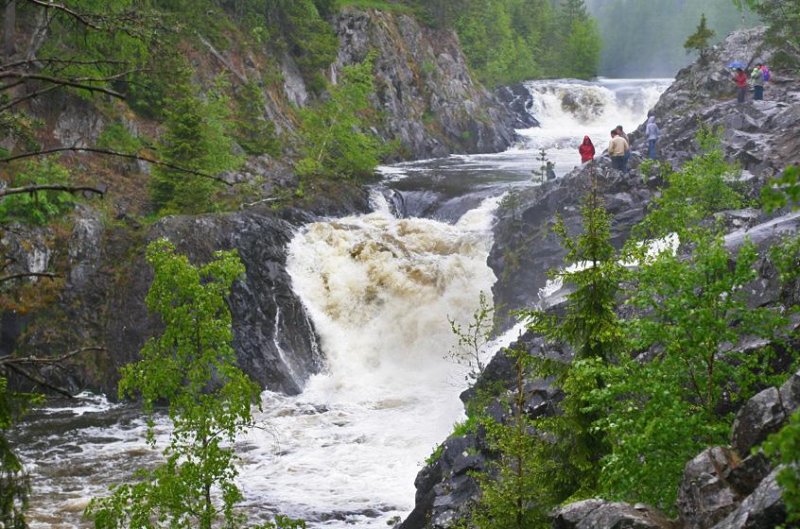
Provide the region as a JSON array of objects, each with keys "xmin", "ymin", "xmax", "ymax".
[
  {"xmin": 553, "ymin": 499, "xmax": 675, "ymax": 529},
  {"xmin": 731, "ymin": 387, "xmax": 787, "ymax": 457},
  {"xmin": 710, "ymin": 470, "xmax": 786, "ymax": 529},
  {"xmin": 677, "ymin": 447, "xmax": 741, "ymax": 529}
]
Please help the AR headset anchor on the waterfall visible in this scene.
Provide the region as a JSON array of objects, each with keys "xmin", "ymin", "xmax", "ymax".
[
  {"xmin": 18, "ymin": 78, "xmax": 670, "ymax": 529},
  {"xmin": 235, "ymin": 195, "xmax": 502, "ymax": 525}
]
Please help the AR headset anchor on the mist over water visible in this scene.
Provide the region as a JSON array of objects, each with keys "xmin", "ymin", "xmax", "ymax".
[{"xmin": 17, "ymin": 78, "xmax": 668, "ymax": 529}]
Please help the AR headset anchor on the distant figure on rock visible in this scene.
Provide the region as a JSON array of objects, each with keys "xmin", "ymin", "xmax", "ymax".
[
  {"xmin": 733, "ymin": 68, "xmax": 748, "ymax": 103},
  {"xmin": 645, "ymin": 116, "xmax": 660, "ymax": 160},
  {"xmin": 614, "ymin": 125, "xmax": 631, "ymax": 170},
  {"xmin": 546, "ymin": 161, "xmax": 556, "ymax": 180},
  {"xmin": 751, "ymin": 63, "xmax": 766, "ymax": 100},
  {"xmin": 579, "ymin": 136, "xmax": 595, "ymax": 163},
  {"xmin": 609, "ymin": 129, "xmax": 628, "ymax": 172}
]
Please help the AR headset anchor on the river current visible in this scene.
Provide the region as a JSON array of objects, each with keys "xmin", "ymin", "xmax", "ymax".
[{"xmin": 16, "ymin": 78, "xmax": 670, "ymax": 528}]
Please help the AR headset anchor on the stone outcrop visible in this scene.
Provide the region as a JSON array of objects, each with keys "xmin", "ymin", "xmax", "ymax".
[
  {"xmin": 333, "ymin": 8, "xmax": 518, "ymax": 160},
  {"xmin": 554, "ymin": 499, "xmax": 675, "ymax": 529},
  {"xmin": 402, "ymin": 26, "xmax": 800, "ymax": 529}
]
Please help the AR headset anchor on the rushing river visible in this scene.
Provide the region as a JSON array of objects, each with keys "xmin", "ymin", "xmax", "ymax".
[{"xmin": 16, "ymin": 78, "xmax": 669, "ymax": 528}]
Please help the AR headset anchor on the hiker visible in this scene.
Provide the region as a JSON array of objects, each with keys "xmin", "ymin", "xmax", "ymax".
[
  {"xmin": 751, "ymin": 63, "xmax": 766, "ymax": 100},
  {"xmin": 733, "ymin": 68, "xmax": 748, "ymax": 103},
  {"xmin": 546, "ymin": 161, "xmax": 556, "ymax": 180},
  {"xmin": 608, "ymin": 129, "xmax": 628, "ymax": 171},
  {"xmin": 579, "ymin": 136, "xmax": 595, "ymax": 163},
  {"xmin": 614, "ymin": 125, "xmax": 630, "ymax": 170},
  {"xmin": 645, "ymin": 115, "xmax": 660, "ymax": 160}
]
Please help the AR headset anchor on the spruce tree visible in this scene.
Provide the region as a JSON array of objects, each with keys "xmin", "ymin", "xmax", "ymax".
[{"xmin": 684, "ymin": 13, "xmax": 715, "ymax": 60}]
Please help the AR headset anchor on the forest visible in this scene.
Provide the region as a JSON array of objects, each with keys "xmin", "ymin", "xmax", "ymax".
[{"xmin": 2, "ymin": 0, "xmax": 800, "ymax": 528}]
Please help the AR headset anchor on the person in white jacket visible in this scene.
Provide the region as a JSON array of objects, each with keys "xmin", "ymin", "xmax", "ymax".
[{"xmin": 645, "ymin": 115, "xmax": 660, "ymax": 160}]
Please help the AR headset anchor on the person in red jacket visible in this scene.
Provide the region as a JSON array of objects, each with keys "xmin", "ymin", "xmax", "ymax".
[
  {"xmin": 579, "ymin": 135, "xmax": 595, "ymax": 163},
  {"xmin": 733, "ymin": 68, "xmax": 748, "ymax": 103}
]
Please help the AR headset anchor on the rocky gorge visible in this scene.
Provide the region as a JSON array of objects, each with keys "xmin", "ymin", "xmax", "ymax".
[
  {"xmin": 1, "ymin": 6, "xmax": 518, "ymax": 396},
  {"xmin": 2, "ymin": 5, "xmax": 800, "ymax": 529}
]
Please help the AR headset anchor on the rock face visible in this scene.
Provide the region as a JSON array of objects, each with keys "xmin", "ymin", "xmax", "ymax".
[
  {"xmin": 554, "ymin": 499, "xmax": 675, "ymax": 529},
  {"xmin": 630, "ymin": 27, "xmax": 800, "ymax": 177},
  {"xmin": 491, "ymin": 25, "xmax": 800, "ymax": 326},
  {"xmin": 333, "ymin": 8, "xmax": 518, "ymax": 160},
  {"xmin": 5, "ymin": 206, "xmax": 358, "ymax": 397},
  {"xmin": 401, "ymin": 27, "xmax": 800, "ymax": 529}
]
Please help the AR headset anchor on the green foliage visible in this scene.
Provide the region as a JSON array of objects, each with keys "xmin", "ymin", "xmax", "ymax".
[
  {"xmin": 232, "ymin": 80, "xmax": 282, "ymax": 157},
  {"xmin": 0, "ymin": 378, "xmax": 43, "ymax": 529},
  {"xmin": 763, "ymin": 408, "xmax": 800, "ymax": 525},
  {"xmin": 587, "ymin": 232, "xmax": 786, "ymax": 512},
  {"xmin": 684, "ymin": 13, "xmax": 716, "ymax": 59},
  {"xmin": 97, "ymin": 123, "xmax": 144, "ymax": 154},
  {"xmin": 525, "ymin": 179, "xmax": 624, "ymax": 363},
  {"xmin": 150, "ymin": 80, "xmax": 243, "ymax": 214},
  {"xmin": 86, "ymin": 239, "xmax": 265, "ymax": 529},
  {"xmin": 634, "ymin": 126, "xmax": 743, "ymax": 239},
  {"xmin": 734, "ymin": 0, "xmax": 800, "ymax": 67},
  {"xmin": 447, "ymin": 291, "xmax": 495, "ymax": 383},
  {"xmin": 470, "ymin": 348, "xmax": 550, "ymax": 529},
  {"xmin": 267, "ymin": 0, "xmax": 339, "ymax": 92},
  {"xmin": 295, "ymin": 56, "xmax": 384, "ymax": 181},
  {"xmin": 761, "ymin": 166, "xmax": 800, "ymax": 212},
  {"xmin": 0, "ymin": 159, "xmax": 75, "ymax": 225}
]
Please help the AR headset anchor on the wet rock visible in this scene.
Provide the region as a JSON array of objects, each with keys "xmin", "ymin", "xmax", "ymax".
[
  {"xmin": 731, "ymin": 387, "xmax": 786, "ymax": 457},
  {"xmin": 495, "ymin": 83, "xmax": 540, "ymax": 129},
  {"xmin": 710, "ymin": 470, "xmax": 786, "ymax": 529},
  {"xmin": 727, "ymin": 453, "xmax": 772, "ymax": 497},
  {"xmin": 554, "ymin": 499, "xmax": 675, "ymax": 529},
  {"xmin": 677, "ymin": 446, "xmax": 740, "ymax": 529},
  {"xmin": 779, "ymin": 370, "xmax": 800, "ymax": 413}
]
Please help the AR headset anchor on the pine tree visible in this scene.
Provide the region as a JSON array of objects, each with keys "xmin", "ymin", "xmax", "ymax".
[{"xmin": 684, "ymin": 13, "xmax": 715, "ymax": 60}]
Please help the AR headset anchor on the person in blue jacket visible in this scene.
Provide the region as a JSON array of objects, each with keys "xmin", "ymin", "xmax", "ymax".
[{"xmin": 645, "ymin": 115, "xmax": 660, "ymax": 160}]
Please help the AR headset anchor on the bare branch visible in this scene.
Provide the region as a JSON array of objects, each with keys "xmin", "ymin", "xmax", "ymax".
[
  {"xmin": 0, "ymin": 184, "xmax": 105, "ymax": 198},
  {"xmin": 0, "ymin": 346, "xmax": 105, "ymax": 366},
  {"xmin": 22, "ymin": 0, "xmax": 102, "ymax": 29},
  {"xmin": 0, "ymin": 347, "xmax": 106, "ymax": 398},
  {"xmin": 0, "ymin": 272, "xmax": 58, "ymax": 284},
  {"xmin": 0, "ymin": 83, "xmax": 61, "ymax": 112},
  {"xmin": 0, "ymin": 72, "xmax": 126, "ymax": 99},
  {"xmin": 4, "ymin": 363, "xmax": 75, "ymax": 397},
  {"xmin": 1, "ymin": 147, "xmax": 234, "ymax": 186}
]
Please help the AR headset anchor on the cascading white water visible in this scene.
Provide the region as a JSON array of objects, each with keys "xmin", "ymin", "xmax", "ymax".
[
  {"xmin": 233, "ymin": 193, "xmax": 502, "ymax": 526},
  {"xmin": 18, "ymin": 78, "xmax": 669, "ymax": 529}
]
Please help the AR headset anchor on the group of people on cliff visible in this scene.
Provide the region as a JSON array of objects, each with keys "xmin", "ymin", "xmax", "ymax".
[
  {"xmin": 577, "ymin": 115, "xmax": 660, "ymax": 172},
  {"xmin": 732, "ymin": 63, "xmax": 770, "ymax": 103}
]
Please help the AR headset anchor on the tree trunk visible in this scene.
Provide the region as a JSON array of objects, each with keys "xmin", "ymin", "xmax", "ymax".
[{"xmin": 3, "ymin": 0, "xmax": 16, "ymax": 59}]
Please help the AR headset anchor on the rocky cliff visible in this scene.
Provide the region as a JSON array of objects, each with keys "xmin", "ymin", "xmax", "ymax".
[
  {"xmin": 333, "ymin": 8, "xmax": 517, "ymax": 159},
  {"xmin": 1, "ymin": 7, "xmax": 519, "ymax": 396},
  {"xmin": 400, "ymin": 27, "xmax": 800, "ymax": 529}
]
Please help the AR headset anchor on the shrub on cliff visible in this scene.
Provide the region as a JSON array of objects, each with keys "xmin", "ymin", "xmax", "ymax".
[{"xmin": 295, "ymin": 57, "xmax": 384, "ymax": 182}]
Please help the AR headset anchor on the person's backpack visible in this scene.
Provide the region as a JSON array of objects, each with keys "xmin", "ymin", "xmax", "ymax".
[{"xmin": 762, "ymin": 65, "xmax": 771, "ymax": 82}]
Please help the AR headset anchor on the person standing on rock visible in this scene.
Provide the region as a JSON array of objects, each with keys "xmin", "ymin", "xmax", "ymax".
[
  {"xmin": 733, "ymin": 67, "xmax": 748, "ymax": 103},
  {"xmin": 579, "ymin": 136, "xmax": 595, "ymax": 163},
  {"xmin": 751, "ymin": 63, "xmax": 765, "ymax": 100},
  {"xmin": 614, "ymin": 125, "xmax": 631, "ymax": 170},
  {"xmin": 608, "ymin": 129, "xmax": 628, "ymax": 171},
  {"xmin": 645, "ymin": 116, "xmax": 660, "ymax": 160}
]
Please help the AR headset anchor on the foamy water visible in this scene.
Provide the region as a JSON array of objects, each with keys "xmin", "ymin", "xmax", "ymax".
[{"xmin": 19, "ymin": 78, "xmax": 669, "ymax": 528}]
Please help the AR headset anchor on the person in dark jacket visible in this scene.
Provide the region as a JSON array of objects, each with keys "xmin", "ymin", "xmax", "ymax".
[{"xmin": 579, "ymin": 136, "xmax": 595, "ymax": 163}]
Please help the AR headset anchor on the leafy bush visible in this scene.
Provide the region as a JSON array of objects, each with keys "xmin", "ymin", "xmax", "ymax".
[
  {"xmin": 295, "ymin": 56, "xmax": 384, "ymax": 181},
  {"xmin": 0, "ymin": 159, "xmax": 75, "ymax": 225}
]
